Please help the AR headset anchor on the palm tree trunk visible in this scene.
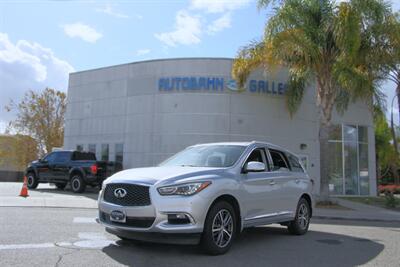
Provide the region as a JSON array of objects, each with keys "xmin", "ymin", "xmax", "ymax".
[{"xmin": 319, "ymin": 121, "xmax": 331, "ymax": 201}]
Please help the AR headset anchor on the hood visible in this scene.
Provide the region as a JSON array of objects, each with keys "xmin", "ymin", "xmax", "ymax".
[{"xmin": 104, "ymin": 166, "xmax": 225, "ymax": 186}]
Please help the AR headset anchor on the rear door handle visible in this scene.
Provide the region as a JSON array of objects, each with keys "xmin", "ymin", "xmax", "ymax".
[
  {"xmin": 295, "ymin": 179, "xmax": 300, "ymax": 184},
  {"xmin": 269, "ymin": 180, "xmax": 275, "ymax": 185}
]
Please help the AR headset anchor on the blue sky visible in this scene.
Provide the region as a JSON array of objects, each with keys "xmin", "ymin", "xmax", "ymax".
[{"xmin": 0, "ymin": 0, "xmax": 398, "ymax": 131}]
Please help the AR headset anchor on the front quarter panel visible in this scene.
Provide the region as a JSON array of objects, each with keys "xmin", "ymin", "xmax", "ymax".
[{"xmin": 151, "ymin": 171, "xmax": 241, "ymax": 232}]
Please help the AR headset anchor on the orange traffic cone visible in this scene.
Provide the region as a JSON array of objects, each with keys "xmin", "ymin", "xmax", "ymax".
[{"xmin": 19, "ymin": 176, "xmax": 29, "ymax": 198}]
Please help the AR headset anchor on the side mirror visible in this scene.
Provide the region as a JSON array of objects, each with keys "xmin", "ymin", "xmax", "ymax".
[
  {"xmin": 244, "ymin": 161, "xmax": 265, "ymax": 173},
  {"xmin": 40, "ymin": 158, "xmax": 48, "ymax": 163}
]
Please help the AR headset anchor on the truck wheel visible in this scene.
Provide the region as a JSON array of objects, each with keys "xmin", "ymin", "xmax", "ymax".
[
  {"xmin": 70, "ymin": 174, "xmax": 86, "ymax": 193},
  {"xmin": 201, "ymin": 201, "xmax": 236, "ymax": 255},
  {"xmin": 55, "ymin": 183, "xmax": 67, "ymax": 190},
  {"xmin": 287, "ymin": 198, "xmax": 311, "ymax": 235},
  {"xmin": 27, "ymin": 172, "xmax": 39, "ymax": 189}
]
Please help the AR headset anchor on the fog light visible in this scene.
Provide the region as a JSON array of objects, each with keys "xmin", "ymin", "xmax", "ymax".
[{"xmin": 167, "ymin": 213, "xmax": 192, "ymax": 224}]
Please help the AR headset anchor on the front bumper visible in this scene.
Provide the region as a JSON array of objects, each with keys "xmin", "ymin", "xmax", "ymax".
[
  {"xmin": 97, "ymin": 185, "xmax": 211, "ymax": 240},
  {"xmin": 105, "ymin": 226, "xmax": 201, "ymax": 245}
]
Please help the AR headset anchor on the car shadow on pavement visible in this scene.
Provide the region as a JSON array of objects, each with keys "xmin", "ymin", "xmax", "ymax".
[
  {"xmin": 102, "ymin": 225, "xmax": 384, "ymax": 267},
  {"xmin": 31, "ymin": 185, "xmax": 99, "ymax": 200}
]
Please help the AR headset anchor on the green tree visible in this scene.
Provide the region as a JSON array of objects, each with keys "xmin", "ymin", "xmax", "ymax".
[
  {"xmin": 0, "ymin": 134, "xmax": 38, "ymax": 170},
  {"xmin": 379, "ymin": 13, "xmax": 400, "ymax": 164},
  {"xmin": 374, "ymin": 108, "xmax": 399, "ymax": 184},
  {"xmin": 232, "ymin": 0, "xmax": 392, "ymax": 199},
  {"xmin": 6, "ymin": 88, "xmax": 66, "ymax": 156}
]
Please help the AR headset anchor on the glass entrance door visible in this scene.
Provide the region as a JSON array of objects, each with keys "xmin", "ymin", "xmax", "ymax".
[{"xmin": 328, "ymin": 124, "xmax": 369, "ymax": 195}]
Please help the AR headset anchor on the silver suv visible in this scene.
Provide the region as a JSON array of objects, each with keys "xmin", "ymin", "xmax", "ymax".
[{"xmin": 98, "ymin": 141, "xmax": 313, "ymax": 255}]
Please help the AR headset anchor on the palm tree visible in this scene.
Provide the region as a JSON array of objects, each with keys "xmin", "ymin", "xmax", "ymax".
[{"xmin": 232, "ymin": 0, "xmax": 392, "ymax": 199}]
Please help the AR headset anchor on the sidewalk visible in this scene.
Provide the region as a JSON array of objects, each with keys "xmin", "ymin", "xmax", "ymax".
[
  {"xmin": 0, "ymin": 182, "xmax": 98, "ymax": 209},
  {"xmin": 314, "ymin": 197, "xmax": 400, "ymax": 222}
]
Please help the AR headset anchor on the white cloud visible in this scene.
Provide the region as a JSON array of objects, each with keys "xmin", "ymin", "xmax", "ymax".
[
  {"xmin": 62, "ymin": 23, "xmax": 102, "ymax": 43},
  {"xmin": 207, "ymin": 13, "xmax": 231, "ymax": 34},
  {"xmin": 136, "ymin": 49, "xmax": 151, "ymax": 56},
  {"xmin": 96, "ymin": 4, "xmax": 130, "ymax": 19},
  {"xmin": 0, "ymin": 33, "xmax": 74, "ymax": 129},
  {"xmin": 190, "ymin": 0, "xmax": 252, "ymax": 13},
  {"xmin": 154, "ymin": 10, "xmax": 202, "ymax": 47}
]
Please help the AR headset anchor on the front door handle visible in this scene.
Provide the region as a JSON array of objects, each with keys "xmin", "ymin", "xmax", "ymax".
[
  {"xmin": 269, "ymin": 180, "xmax": 275, "ymax": 185},
  {"xmin": 295, "ymin": 179, "xmax": 300, "ymax": 184}
]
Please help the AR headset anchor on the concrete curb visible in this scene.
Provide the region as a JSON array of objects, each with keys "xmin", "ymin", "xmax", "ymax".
[{"xmin": 313, "ymin": 215, "xmax": 400, "ymax": 223}]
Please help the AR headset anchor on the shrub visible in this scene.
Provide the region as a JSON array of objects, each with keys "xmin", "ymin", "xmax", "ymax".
[
  {"xmin": 378, "ymin": 184, "xmax": 400, "ymax": 194},
  {"xmin": 384, "ymin": 191, "xmax": 399, "ymax": 208}
]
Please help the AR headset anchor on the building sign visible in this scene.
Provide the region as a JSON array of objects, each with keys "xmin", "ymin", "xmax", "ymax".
[{"xmin": 158, "ymin": 77, "xmax": 288, "ymax": 95}]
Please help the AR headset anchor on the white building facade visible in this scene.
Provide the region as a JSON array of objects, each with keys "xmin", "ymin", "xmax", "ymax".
[{"xmin": 64, "ymin": 58, "xmax": 376, "ymax": 196}]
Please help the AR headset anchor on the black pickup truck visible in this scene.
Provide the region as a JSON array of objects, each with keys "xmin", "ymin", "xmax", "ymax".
[{"xmin": 25, "ymin": 150, "xmax": 118, "ymax": 193}]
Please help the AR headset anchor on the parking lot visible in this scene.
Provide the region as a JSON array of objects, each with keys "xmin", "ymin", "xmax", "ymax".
[{"xmin": 0, "ymin": 183, "xmax": 400, "ymax": 267}]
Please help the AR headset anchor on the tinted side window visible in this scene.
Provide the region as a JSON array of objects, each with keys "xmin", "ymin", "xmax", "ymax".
[
  {"xmin": 269, "ymin": 150, "xmax": 289, "ymax": 171},
  {"xmin": 44, "ymin": 153, "xmax": 57, "ymax": 162},
  {"xmin": 54, "ymin": 152, "xmax": 71, "ymax": 162},
  {"xmin": 287, "ymin": 154, "xmax": 304, "ymax": 172},
  {"xmin": 72, "ymin": 152, "xmax": 96, "ymax": 161}
]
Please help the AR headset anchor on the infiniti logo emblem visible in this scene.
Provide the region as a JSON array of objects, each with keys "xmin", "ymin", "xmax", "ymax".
[{"xmin": 114, "ymin": 188, "xmax": 127, "ymax": 198}]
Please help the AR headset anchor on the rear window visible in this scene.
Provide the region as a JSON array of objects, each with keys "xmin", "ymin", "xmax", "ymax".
[
  {"xmin": 72, "ymin": 151, "xmax": 96, "ymax": 161},
  {"xmin": 287, "ymin": 154, "xmax": 304, "ymax": 173}
]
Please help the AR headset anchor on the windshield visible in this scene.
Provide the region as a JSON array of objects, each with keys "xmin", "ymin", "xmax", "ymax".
[{"xmin": 159, "ymin": 145, "xmax": 246, "ymax": 168}]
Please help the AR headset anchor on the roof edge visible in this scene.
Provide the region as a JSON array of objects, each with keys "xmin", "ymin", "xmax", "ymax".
[{"xmin": 71, "ymin": 57, "xmax": 234, "ymax": 75}]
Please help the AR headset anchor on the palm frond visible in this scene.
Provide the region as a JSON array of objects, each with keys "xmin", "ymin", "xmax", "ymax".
[
  {"xmin": 232, "ymin": 40, "xmax": 268, "ymax": 88},
  {"xmin": 285, "ymin": 69, "xmax": 310, "ymax": 116}
]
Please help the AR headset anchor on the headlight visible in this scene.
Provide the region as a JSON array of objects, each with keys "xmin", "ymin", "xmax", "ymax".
[{"xmin": 157, "ymin": 181, "xmax": 211, "ymax": 196}]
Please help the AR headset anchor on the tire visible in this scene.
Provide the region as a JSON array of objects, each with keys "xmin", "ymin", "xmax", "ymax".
[
  {"xmin": 55, "ymin": 182, "xmax": 67, "ymax": 190},
  {"xmin": 70, "ymin": 174, "xmax": 86, "ymax": 193},
  {"xmin": 26, "ymin": 172, "xmax": 39, "ymax": 189},
  {"xmin": 201, "ymin": 201, "xmax": 237, "ymax": 255},
  {"xmin": 287, "ymin": 198, "xmax": 311, "ymax": 235}
]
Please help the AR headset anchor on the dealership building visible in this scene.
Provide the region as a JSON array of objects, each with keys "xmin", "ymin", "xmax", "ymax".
[{"xmin": 64, "ymin": 58, "xmax": 376, "ymax": 196}]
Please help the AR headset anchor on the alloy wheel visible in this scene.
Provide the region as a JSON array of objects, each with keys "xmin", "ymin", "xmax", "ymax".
[
  {"xmin": 27, "ymin": 175, "xmax": 34, "ymax": 187},
  {"xmin": 212, "ymin": 209, "xmax": 234, "ymax": 248},
  {"xmin": 72, "ymin": 177, "xmax": 80, "ymax": 191},
  {"xmin": 297, "ymin": 203, "xmax": 309, "ymax": 229}
]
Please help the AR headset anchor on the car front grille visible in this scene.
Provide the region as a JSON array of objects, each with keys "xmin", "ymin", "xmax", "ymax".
[
  {"xmin": 100, "ymin": 212, "xmax": 155, "ymax": 228},
  {"xmin": 104, "ymin": 183, "xmax": 151, "ymax": 206}
]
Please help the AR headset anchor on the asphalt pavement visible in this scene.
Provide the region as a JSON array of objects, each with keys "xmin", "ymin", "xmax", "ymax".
[
  {"xmin": 0, "ymin": 206, "xmax": 399, "ymax": 267},
  {"xmin": 1, "ymin": 183, "xmax": 400, "ymax": 267}
]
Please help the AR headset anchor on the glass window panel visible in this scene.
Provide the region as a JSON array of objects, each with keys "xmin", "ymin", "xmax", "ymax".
[
  {"xmin": 88, "ymin": 144, "xmax": 96, "ymax": 154},
  {"xmin": 344, "ymin": 141, "xmax": 359, "ymax": 195},
  {"xmin": 359, "ymin": 143, "xmax": 369, "ymax": 195},
  {"xmin": 344, "ymin": 125, "xmax": 357, "ymax": 142},
  {"xmin": 328, "ymin": 142, "xmax": 343, "ymax": 195},
  {"xmin": 115, "ymin": 143, "xmax": 123, "ymax": 163},
  {"xmin": 54, "ymin": 152, "xmax": 71, "ymax": 162},
  {"xmin": 358, "ymin": 126, "xmax": 368, "ymax": 143},
  {"xmin": 328, "ymin": 125, "xmax": 342, "ymax": 141},
  {"xmin": 101, "ymin": 144, "xmax": 109, "ymax": 161},
  {"xmin": 76, "ymin": 144, "xmax": 83, "ymax": 152}
]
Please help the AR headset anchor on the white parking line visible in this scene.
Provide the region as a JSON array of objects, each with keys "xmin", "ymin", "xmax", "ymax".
[
  {"xmin": 0, "ymin": 243, "xmax": 55, "ymax": 250},
  {"xmin": 73, "ymin": 217, "xmax": 97, "ymax": 224}
]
